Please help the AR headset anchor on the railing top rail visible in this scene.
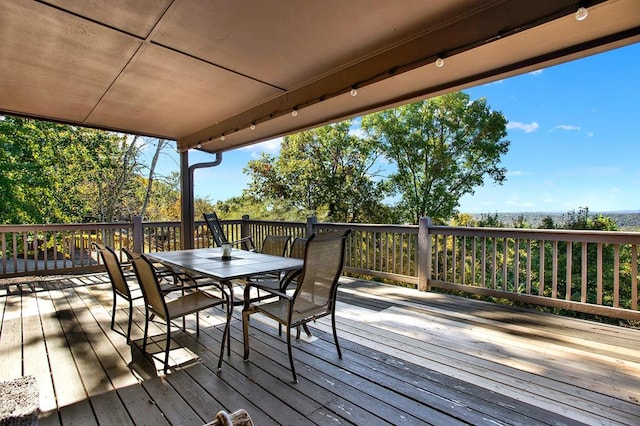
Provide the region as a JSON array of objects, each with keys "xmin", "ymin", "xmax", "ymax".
[
  {"xmin": 0, "ymin": 223, "xmax": 134, "ymax": 232},
  {"xmin": 240, "ymin": 219, "xmax": 306, "ymax": 226},
  {"xmin": 429, "ymin": 225, "xmax": 640, "ymax": 244},
  {"xmin": 315, "ymin": 222, "xmax": 418, "ymax": 233}
]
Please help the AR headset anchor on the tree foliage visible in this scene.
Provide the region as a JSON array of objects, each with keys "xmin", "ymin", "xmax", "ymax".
[
  {"xmin": 0, "ymin": 116, "xmax": 189, "ymax": 224},
  {"xmin": 244, "ymin": 121, "xmax": 388, "ymax": 222},
  {"xmin": 0, "ymin": 116, "xmax": 130, "ymax": 223},
  {"xmin": 361, "ymin": 92, "xmax": 509, "ymax": 224}
]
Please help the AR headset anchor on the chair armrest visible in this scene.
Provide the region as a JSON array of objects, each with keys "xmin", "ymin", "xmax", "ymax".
[
  {"xmin": 249, "ymin": 287, "xmax": 290, "ymax": 299},
  {"xmin": 230, "ymin": 235, "xmax": 255, "ymax": 251},
  {"xmin": 279, "ymin": 268, "xmax": 302, "ymax": 291},
  {"xmin": 175, "ymin": 272, "xmax": 226, "ymax": 292}
]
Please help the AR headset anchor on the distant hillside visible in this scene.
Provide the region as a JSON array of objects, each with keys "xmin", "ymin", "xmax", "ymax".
[{"xmin": 467, "ymin": 211, "xmax": 640, "ymax": 231}]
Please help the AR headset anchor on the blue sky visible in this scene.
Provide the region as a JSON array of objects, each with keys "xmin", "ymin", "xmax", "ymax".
[{"xmin": 147, "ymin": 42, "xmax": 639, "ymax": 214}]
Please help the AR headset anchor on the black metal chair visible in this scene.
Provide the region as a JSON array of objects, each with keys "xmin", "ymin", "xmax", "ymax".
[
  {"xmin": 242, "ymin": 229, "xmax": 351, "ymax": 383},
  {"xmin": 131, "ymin": 254, "xmax": 231, "ymax": 374},
  {"xmin": 203, "ymin": 212, "xmax": 255, "ymax": 251}
]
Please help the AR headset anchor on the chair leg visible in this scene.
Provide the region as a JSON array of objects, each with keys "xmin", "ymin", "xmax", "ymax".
[
  {"xmin": 227, "ymin": 309, "xmax": 232, "ymax": 354},
  {"xmin": 242, "ymin": 308, "xmax": 253, "ymax": 360},
  {"xmin": 164, "ymin": 321, "xmax": 171, "ymax": 374},
  {"xmin": 217, "ymin": 301, "xmax": 232, "ymax": 372},
  {"xmin": 142, "ymin": 308, "xmax": 150, "ymax": 353},
  {"xmin": 287, "ymin": 325, "xmax": 298, "ymax": 383},
  {"xmin": 302, "ymin": 324, "xmax": 312, "ymax": 337},
  {"xmin": 126, "ymin": 299, "xmax": 134, "ymax": 343},
  {"xmin": 110, "ymin": 293, "xmax": 117, "ymax": 332},
  {"xmin": 331, "ymin": 311, "xmax": 342, "ymax": 359}
]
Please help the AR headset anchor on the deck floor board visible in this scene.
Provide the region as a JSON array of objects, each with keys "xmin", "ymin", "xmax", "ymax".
[{"xmin": 1, "ymin": 273, "xmax": 639, "ymax": 425}]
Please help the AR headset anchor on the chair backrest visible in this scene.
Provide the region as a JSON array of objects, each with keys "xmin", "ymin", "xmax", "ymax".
[
  {"xmin": 203, "ymin": 212, "xmax": 229, "ymax": 247},
  {"xmin": 131, "ymin": 255, "xmax": 168, "ymax": 318},
  {"xmin": 121, "ymin": 247, "xmax": 140, "ymax": 262},
  {"xmin": 288, "ymin": 237, "xmax": 308, "ymax": 259},
  {"xmin": 260, "ymin": 235, "xmax": 291, "ymax": 257},
  {"xmin": 95, "ymin": 243, "xmax": 132, "ymax": 299},
  {"xmin": 291, "ymin": 230, "xmax": 351, "ymax": 319}
]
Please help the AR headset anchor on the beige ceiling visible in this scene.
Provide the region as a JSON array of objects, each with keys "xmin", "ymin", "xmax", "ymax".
[{"xmin": 1, "ymin": 0, "xmax": 639, "ymax": 154}]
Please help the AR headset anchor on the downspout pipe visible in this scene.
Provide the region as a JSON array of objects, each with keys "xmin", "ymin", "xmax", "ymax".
[{"xmin": 180, "ymin": 150, "xmax": 223, "ymax": 250}]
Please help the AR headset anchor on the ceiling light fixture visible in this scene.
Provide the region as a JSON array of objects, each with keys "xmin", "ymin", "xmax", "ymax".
[
  {"xmin": 220, "ymin": 133, "xmax": 225, "ymax": 141},
  {"xmin": 196, "ymin": 143, "xmax": 202, "ymax": 149},
  {"xmin": 250, "ymin": 122, "xmax": 256, "ymax": 130},
  {"xmin": 575, "ymin": 6, "xmax": 588, "ymax": 21},
  {"xmin": 350, "ymin": 87, "xmax": 358, "ymax": 97},
  {"xmin": 291, "ymin": 108, "xmax": 298, "ymax": 117},
  {"xmin": 435, "ymin": 57, "xmax": 445, "ymax": 68}
]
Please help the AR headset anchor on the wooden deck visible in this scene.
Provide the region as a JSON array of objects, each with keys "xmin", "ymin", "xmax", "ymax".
[{"xmin": 1, "ymin": 273, "xmax": 639, "ymax": 426}]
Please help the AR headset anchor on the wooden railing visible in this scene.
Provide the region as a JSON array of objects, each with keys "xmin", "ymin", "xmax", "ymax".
[
  {"xmin": 1, "ymin": 217, "xmax": 638, "ymax": 321},
  {"xmin": 314, "ymin": 221, "xmax": 418, "ymax": 285},
  {"xmin": 421, "ymin": 219, "xmax": 640, "ymax": 321}
]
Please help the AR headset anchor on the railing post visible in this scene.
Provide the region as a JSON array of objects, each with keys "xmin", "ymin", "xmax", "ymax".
[
  {"xmin": 306, "ymin": 216, "xmax": 317, "ymax": 237},
  {"xmin": 418, "ymin": 217, "xmax": 432, "ymax": 292},
  {"xmin": 133, "ymin": 216, "xmax": 143, "ymax": 254},
  {"xmin": 241, "ymin": 215, "xmax": 251, "ymax": 241}
]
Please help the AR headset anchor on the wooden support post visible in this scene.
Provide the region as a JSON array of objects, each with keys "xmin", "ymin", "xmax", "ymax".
[
  {"xmin": 132, "ymin": 216, "xmax": 143, "ymax": 254},
  {"xmin": 241, "ymin": 215, "xmax": 251, "ymax": 242},
  {"xmin": 306, "ymin": 216, "xmax": 317, "ymax": 237},
  {"xmin": 418, "ymin": 217, "xmax": 432, "ymax": 292}
]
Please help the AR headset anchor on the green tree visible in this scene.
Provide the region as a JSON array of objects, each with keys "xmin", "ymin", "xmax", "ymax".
[
  {"xmin": 0, "ymin": 116, "xmax": 184, "ymax": 224},
  {"xmin": 0, "ymin": 116, "xmax": 130, "ymax": 223},
  {"xmin": 244, "ymin": 121, "xmax": 388, "ymax": 222},
  {"xmin": 361, "ymin": 92, "xmax": 509, "ymax": 224}
]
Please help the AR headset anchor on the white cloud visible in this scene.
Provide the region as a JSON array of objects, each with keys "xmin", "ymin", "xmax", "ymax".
[
  {"xmin": 587, "ymin": 132, "xmax": 594, "ymax": 138},
  {"xmin": 529, "ymin": 69, "xmax": 544, "ymax": 76},
  {"xmin": 506, "ymin": 170, "xmax": 527, "ymax": 177},
  {"xmin": 507, "ymin": 121, "xmax": 539, "ymax": 133},
  {"xmin": 551, "ymin": 124, "xmax": 580, "ymax": 131}
]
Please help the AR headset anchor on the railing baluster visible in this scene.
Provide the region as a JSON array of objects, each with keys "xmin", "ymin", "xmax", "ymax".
[
  {"xmin": 566, "ymin": 241, "xmax": 572, "ymax": 301},
  {"xmin": 581, "ymin": 243, "xmax": 587, "ymax": 303},
  {"xmin": 539, "ymin": 242, "xmax": 545, "ymax": 296},
  {"xmin": 613, "ymin": 244, "xmax": 620, "ymax": 308},
  {"xmin": 514, "ymin": 238, "xmax": 520, "ymax": 292},
  {"xmin": 492, "ymin": 237, "xmax": 497, "ymax": 290},
  {"xmin": 632, "ymin": 245, "xmax": 638, "ymax": 311},
  {"xmin": 526, "ymin": 240, "xmax": 531, "ymax": 294},
  {"xmin": 597, "ymin": 243, "xmax": 603, "ymax": 305}
]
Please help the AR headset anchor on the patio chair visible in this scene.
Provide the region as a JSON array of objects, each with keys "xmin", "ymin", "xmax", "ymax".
[
  {"xmin": 122, "ymin": 247, "xmax": 177, "ymax": 281},
  {"xmin": 123, "ymin": 247, "xmax": 219, "ymax": 289},
  {"xmin": 203, "ymin": 212, "xmax": 255, "ymax": 251},
  {"xmin": 246, "ymin": 235, "xmax": 292, "ymax": 303},
  {"xmin": 260, "ymin": 235, "xmax": 291, "ymax": 257},
  {"xmin": 242, "ymin": 229, "xmax": 351, "ymax": 383},
  {"xmin": 94, "ymin": 243, "xmax": 183, "ymax": 343},
  {"xmin": 131, "ymin": 254, "xmax": 231, "ymax": 374},
  {"xmin": 288, "ymin": 237, "xmax": 308, "ymax": 259}
]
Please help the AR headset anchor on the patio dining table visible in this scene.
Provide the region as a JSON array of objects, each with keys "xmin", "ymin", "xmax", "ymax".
[{"xmin": 146, "ymin": 247, "xmax": 303, "ymax": 309}]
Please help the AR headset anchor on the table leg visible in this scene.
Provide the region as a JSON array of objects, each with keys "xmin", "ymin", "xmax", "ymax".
[{"xmin": 223, "ymin": 280, "xmax": 234, "ymax": 355}]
